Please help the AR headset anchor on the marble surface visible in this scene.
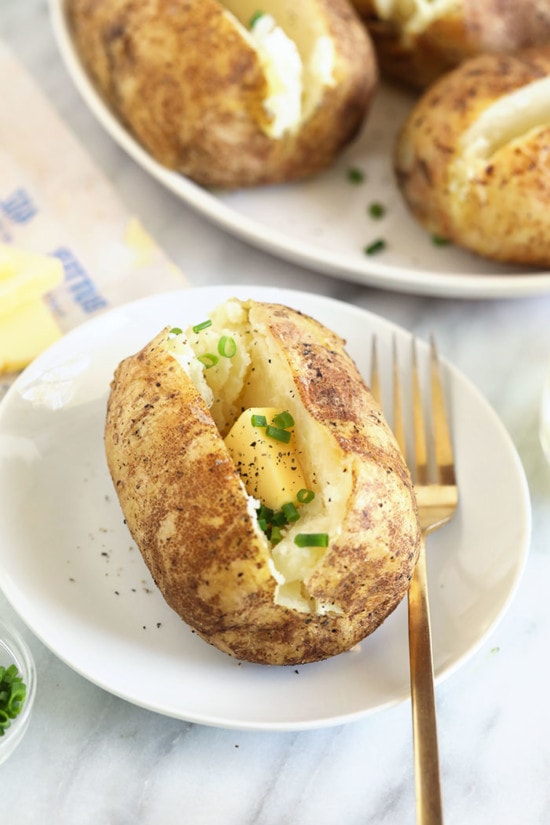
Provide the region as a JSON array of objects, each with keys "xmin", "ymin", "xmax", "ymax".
[{"xmin": 1, "ymin": 2, "xmax": 550, "ymax": 822}]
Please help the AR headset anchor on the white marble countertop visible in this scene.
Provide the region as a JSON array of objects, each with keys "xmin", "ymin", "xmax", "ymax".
[{"xmin": 2, "ymin": 2, "xmax": 550, "ymax": 822}]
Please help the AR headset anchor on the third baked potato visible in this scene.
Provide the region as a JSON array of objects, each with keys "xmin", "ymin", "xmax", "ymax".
[
  {"xmin": 394, "ymin": 47, "xmax": 550, "ymax": 267},
  {"xmin": 351, "ymin": 0, "xmax": 550, "ymax": 89},
  {"xmin": 67, "ymin": 0, "xmax": 377, "ymax": 188}
]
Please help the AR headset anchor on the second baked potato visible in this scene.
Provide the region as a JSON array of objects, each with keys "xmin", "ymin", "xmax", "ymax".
[
  {"xmin": 394, "ymin": 47, "xmax": 550, "ymax": 267},
  {"xmin": 67, "ymin": 0, "xmax": 377, "ymax": 188},
  {"xmin": 351, "ymin": 0, "xmax": 550, "ymax": 89}
]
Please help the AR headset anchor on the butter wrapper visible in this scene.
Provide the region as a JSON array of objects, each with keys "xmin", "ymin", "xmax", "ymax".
[{"xmin": 0, "ymin": 41, "xmax": 188, "ymax": 399}]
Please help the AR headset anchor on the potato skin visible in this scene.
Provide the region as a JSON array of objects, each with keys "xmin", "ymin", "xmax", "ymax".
[
  {"xmin": 105, "ymin": 301, "xmax": 420, "ymax": 665},
  {"xmin": 352, "ymin": 0, "xmax": 550, "ymax": 89},
  {"xmin": 394, "ymin": 48, "xmax": 550, "ymax": 267},
  {"xmin": 67, "ymin": 0, "xmax": 377, "ymax": 188}
]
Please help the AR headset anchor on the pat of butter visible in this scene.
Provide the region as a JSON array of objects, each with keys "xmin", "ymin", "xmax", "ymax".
[
  {"xmin": 0, "ymin": 243, "xmax": 64, "ymax": 318},
  {"xmin": 0, "ymin": 298, "xmax": 62, "ymax": 373},
  {"xmin": 224, "ymin": 407, "xmax": 307, "ymax": 510}
]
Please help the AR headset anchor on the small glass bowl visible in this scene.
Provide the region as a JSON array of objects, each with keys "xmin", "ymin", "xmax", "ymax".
[{"xmin": 0, "ymin": 620, "xmax": 37, "ymax": 765}]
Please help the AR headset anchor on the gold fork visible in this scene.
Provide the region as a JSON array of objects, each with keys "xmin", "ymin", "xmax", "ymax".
[{"xmin": 371, "ymin": 335, "xmax": 458, "ymax": 825}]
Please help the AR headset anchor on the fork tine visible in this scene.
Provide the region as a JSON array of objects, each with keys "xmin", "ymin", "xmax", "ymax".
[
  {"xmin": 412, "ymin": 338, "xmax": 429, "ymax": 486},
  {"xmin": 429, "ymin": 335, "xmax": 456, "ymax": 486},
  {"xmin": 392, "ymin": 336, "xmax": 407, "ymax": 458}
]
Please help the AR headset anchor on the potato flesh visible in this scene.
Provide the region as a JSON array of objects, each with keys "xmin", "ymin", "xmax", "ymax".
[
  {"xmin": 171, "ymin": 299, "xmax": 351, "ymax": 616},
  {"xmin": 224, "ymin": 406, "xmax": 307, "ymax": 510},
  {"xmin": 372, "ymin": 0, "xmax": 458, "ymax": 35},
  {"xmin": 235, "ymin": 13, "xmax": 302, "ymax": 138},
  {"xmin": 459, "ymin": 75, "xmax": 550, "ymax": 169},
  {"xmin": 223, "ymin": 0, "xmax": 336, "ymax": 122}
]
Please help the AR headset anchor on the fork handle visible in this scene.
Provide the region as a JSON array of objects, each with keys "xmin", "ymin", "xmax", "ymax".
[{"xmin": 408, "ymin": 536, "xmax": 444, "ymax": 825}]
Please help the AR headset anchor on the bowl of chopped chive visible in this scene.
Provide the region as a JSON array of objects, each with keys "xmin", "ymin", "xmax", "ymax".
[{"xmin": 0, "ymin": 620, "xmax": 36, "ymax": 764}]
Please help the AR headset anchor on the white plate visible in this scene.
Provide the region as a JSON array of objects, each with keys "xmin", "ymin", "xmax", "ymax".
[
  {"xmin": 0, "ymin": 286, "xmax": 531, "ymax": 731},
  {"xmin": 49, "ymin": 0, "xmax": 550, "ymax": 300}
]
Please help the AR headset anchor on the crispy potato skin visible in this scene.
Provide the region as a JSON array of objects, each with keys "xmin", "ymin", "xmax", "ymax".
[
  {"xmin": 394, "ymin": 48, "xmax": 550, "ymax": 267},
  {"xmin": 105, "ymin": 301, "xmax": 420, "ymax": 665},
  {"xmin": 351, "ymin": 0, "xmax": 550, "ymax": 89},
  {"xmin": 67, "ymin": 0, "xmax": 377, "ymax": 188}
]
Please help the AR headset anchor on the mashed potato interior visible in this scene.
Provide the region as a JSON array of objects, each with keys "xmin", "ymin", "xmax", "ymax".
[
  {"xmin": 372, "ymin": 0, "xmax": 458, "ymax": 37},
  {"xmin": 460, "ymin": 75, "xmax": 550, "ymax": 167},
  {"xmin": 169, "ymin": 299, "xmax": 348, "ymax": 615},
  {"xmin": 223, "ymin": 1, "xmax": 336, "ymax": 137}
]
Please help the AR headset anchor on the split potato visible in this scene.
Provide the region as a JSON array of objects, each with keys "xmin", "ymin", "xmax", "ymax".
[
  {"xmin": 351, "ymin": 0, "xmax": 550, "ymax": 89},
  {"xmin": 105, "ymin": 299, "xmax": 420, "ymax": 665},
  {"xmin": 67, "ymin": 0, "xmax": 377, "ymax": 188},
  {"xmin": 394, "ymin": 47, "xmax": 550, "ymax": 267}
]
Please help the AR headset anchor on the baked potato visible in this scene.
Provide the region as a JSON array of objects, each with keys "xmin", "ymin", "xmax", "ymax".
[
  {"xmin": 104, "ymin": 299, "xmax": 420, "ymax": 665},
  {"xmin": 394, "ymin": 47, "xmax": 550, "ymax": 267},
  {"xmin": 67, "ymin": 0, "xmax": 377, "ymax": 188},
  {"xmin": 351, "ymin": 0, "xmax": 550, "ymax": 89}
]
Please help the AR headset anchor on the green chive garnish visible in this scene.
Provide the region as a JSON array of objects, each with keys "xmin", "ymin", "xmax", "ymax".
[
  {"xmin": 282, "ymin": 502, "xmax": 300, "ymax": 523},
  {"xmin": 0, "ymin": 664, "xmax": 26, "ymax": 736},
  {"xmin": 192, "ymin": 320, "xmax": 212, "ymax": 333},
  {"xmin": 249, "ymin": 10, "xmax": 264, "ymax": 27},
  {"xmin": 272, "ymin": 411, "xmax": 294, "ymax": 429},
  {"xmin": 169, "ymin": 327, "xmax": 183, "ymax": 335},
  {"xmin": 265, "ymin": 425, "xmax": 291, "ymax": 443},
  {"xmin": 270, "ymin": 525, "xmax": 283, "ymax": 545},
  {"xmin": 197, "ymin": 353, "xmax": 219, "ymax": 369},
  {"xmin": 432, "ymin": 235, "xmax": 450, "ymax": 246},
  {"xmin": 369, "ymin": 202, "xmax": 385, "ymax": 219},
  {"xmin": 294, "ymin": 533, "xmax": 329, "ymax": 548},
  {"xmin": 257, "ymin": 504, "xmax": 273, "ymax": 522},
  {"xmin": 364, "ymin": 239, "xmax": 386, "ymax": 256},
  {"xmin": 347, "ymin": 167, "xmax": 364, "ymax": 184},
  {"xmin": 251, "ymin": 413, "xmax": 268, "ymax": 427},
  {"xmin": 297, "ymin": 488, "xmax": 315, "ymax": 504},
  {"xmin": 271, "ymin": 510, "xmax": 287, "ymax": 527},
  {"xmin": 218, "ymin": 336, "xmax": 237, "ymax": 358}
]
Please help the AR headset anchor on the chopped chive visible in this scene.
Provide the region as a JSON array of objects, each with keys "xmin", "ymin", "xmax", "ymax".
[
  {"xmin": 294, "ymin": 533, "xmax": 329, "ymax": 548},
  {"xmin": 297, "ymin": 488, "xmax": 315, "ymax": 504},
  {"xmin": 432, "ymin": 234, "xmax": 450, "ymax": 246},
  {"xmin": 347, "ymin": 167, "xmax": 365, "ymax": 184},
  {"xmin": 249, "ymin": 10, "xmax": 264, "ymax": 27},
  {"xmin": 282, "ymin": 502, "xmax": 300, "ymax": 523},
  {"xmin": 192, "ymin": 319, "xmax": 212, "ymax": 333},
  {"xmin": 218, "ymin": 335, "xmax": 237, "ymax": 358},
  {"xmin": 169, "ymin": 327, "xmax": 183, "ymax": 335},
  {"xmin": 251, "ymin": 413, "xmax": 268, "ymax": 428},
  {"xmin": 197, "ymin": 353, "xmax": 219, "ymax": 369},
  {"xmin": 265, "ymin": 424, "xmax": 291, "ymax": 443},
  {"xmin": 364, "ymin": 239, "xmax": 386, "ymax": 256},
  {"xmin": 257, "ymin": 504, "xmax": 273, "ymax": 522},
  {"xmin": 272, "ymin": 411, "xmax": 294, "ymax": 429},
  {"xmin": 258, "ymin": 518, "xmax": 268, "ymax": 532},
  {"xmin": 0, "ymin": 664, "xmax": 26, "ymax": 736},
  {"xmin": 270, "ymin": 525, "xmax": 283, "ymax": 545},
  {"xmin": 369, "ymin": 202, "xmax": 385, "ymax": 219},
  {"xmin": 271, "ymin": 510, "xmax": 288, "ymax": 527}
]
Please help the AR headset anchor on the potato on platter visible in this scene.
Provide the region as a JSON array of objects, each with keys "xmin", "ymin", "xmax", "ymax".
[
  {"xmin": 67, "ymin": 0, "xmax": 377, "ymax": 189},
  {"xmin": 351, "ymin": 0, "xmax": 550, "ymax": 89},
  {"xmin": 394, "ymin": 47, "xmax": 550, "ymax": 267},
  {"xmin": 104, "ymin": 299, "xmax": 420, "ymax": 666}
]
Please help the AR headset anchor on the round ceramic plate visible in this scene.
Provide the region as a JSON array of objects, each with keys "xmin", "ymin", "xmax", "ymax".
[
  {"xmin": 49, "ymin": 0, "xmax": 550, "ymax": 299},
  {"xmin": 0, "ymin": 286, "xmax": 531, "ymax": 731}
]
